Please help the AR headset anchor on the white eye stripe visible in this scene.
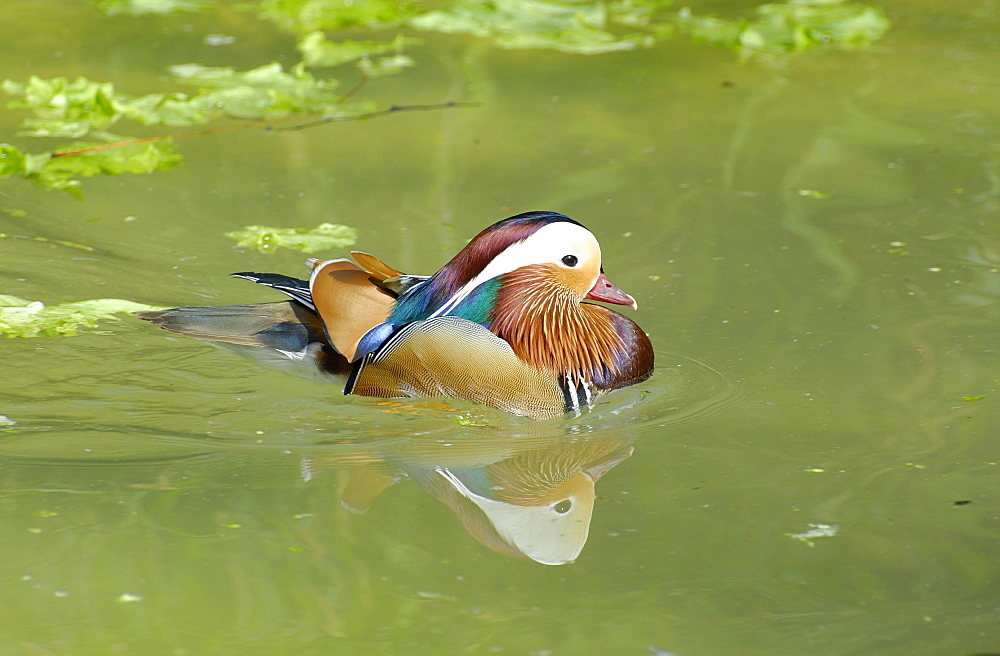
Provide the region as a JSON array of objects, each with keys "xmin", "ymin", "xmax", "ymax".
[{"xmin": 432, "ymin": 222, "xmax": 601, "ymax": 317}]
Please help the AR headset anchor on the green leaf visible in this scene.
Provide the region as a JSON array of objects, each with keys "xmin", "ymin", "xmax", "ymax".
[
  {"xmin": 0, "ymin": 140, "xmax": 182, "ymax": 198},
  {"xmin": 48, "ymin": 141, "xmax": 182, "ymax": 176},
  {"xmin": 116, "ymin": 92, "xmax": 217, "ymax": 128},
  {"xmin": 1, "ymin": 62, "xmax": 390, "ymax": 195},
  {"xmin": 357, "ymin": 54, "xmax": 416, "ymax": 77},
  {"xmin": 408, "ymin": 0, "xmax": 665, "ymax": 54},
  {"xmin": 257, "ymin": 0, "xmax": 418, "ymax": 33},
  {"xmin": 797, "ymin": 188, "xmax": 830, "ymax": 199},
  {"xmin": 94, "ymin": 0, "xmax": 209, "ymax": 15},
  {"xmin": 18, "ymin": 119, "xmax": 96, "ymax": 138},
  {"xmin": 3, "ymin": 76, "xmax": 120, "ymax": 132},
  {"xmin": 963, "ymin": 395, "xmax": 985, "ymax": 402},
  {"xmin": 786, "ymin": 522, "xmax": 839, "ymax": 547},
  {"xmin": 168, "ymin": 62, "xmax": 344, "ymax": 118},
  {"xmin": 678, "ymin": 0, "xmax": 890, "ymax": 57},
  {"xmin": 225, "ymin": 223, "xmax": 358, "ymax": 254},
  {"xmin": 609, "ymin": 0, "xmax": 674, "ymax": 27},
  {"xmin": 0, "ymin": 295, "xmax": 165, "ymax": 338},
  {"xmin": 4, "ymin": 62, "xmax": 357, "ymax": 135},
  {"xmin": 3, "ymin": 75, "xmax": 202, "ymax": 132},
  {"xmin": 0, "ymin": 144, "xmax": 26, "ymax": 176},
  {"xmin": 297, "ymin": 32, "xmax": 419, "ymax": 68}
]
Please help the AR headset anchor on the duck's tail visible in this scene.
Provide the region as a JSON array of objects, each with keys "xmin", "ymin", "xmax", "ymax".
[{"xmin": 135, "ymin": 301, "xmax": 351, "ymax": 377}]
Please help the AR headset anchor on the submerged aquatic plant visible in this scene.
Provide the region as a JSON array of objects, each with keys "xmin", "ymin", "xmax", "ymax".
[
  {"xmin": 225, "ymin": 223, "xmax": 358, "ymax": 254},
  {"xmin": 0, "ymin": 295, "xmax": 164, "ymax": 338},
  {"xmin": 677, "ymin": 0, "xmax": 890, "ymax": 58},
  {"xmin": 1, "ymin": 0, "xmax": 891, "ymax": 195}
]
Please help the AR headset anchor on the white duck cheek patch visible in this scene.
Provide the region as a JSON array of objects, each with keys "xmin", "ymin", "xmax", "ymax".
[{"xmin": 434, "ymin": 223, "xmax": 602, "ymax": 317}]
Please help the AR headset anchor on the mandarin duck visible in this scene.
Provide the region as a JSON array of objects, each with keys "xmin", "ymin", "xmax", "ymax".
[
  {"xmin": 138, "ymin": 211, "xmax": 654, "ymax": 418},
  {"xmin": 301, "ymin": 435, "xmax": 634, "ymax": 565}
]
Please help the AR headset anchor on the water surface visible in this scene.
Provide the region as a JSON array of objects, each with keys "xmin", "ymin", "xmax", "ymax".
[{"xmin": 1, "ymin": 1, "xmax": 997, "ymax": 654}]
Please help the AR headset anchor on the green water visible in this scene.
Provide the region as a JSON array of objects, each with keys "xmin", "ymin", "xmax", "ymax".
[{"xmin": 1, "ymin": 1, "xmax": 997, "ymax": 654}]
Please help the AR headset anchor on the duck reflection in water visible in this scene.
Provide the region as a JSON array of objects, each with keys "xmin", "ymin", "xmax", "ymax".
[{"xmin": 302, "ymin": 434, "xmax": 633, "ymax": 565}]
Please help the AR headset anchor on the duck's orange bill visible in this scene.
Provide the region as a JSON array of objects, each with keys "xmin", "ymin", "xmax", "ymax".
[{"xmin": 585, "ymin": 272, "xmax": 638, "ymax": 310}]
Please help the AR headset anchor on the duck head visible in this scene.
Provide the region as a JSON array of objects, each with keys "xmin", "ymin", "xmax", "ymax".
[{"xmin": 391, "ymin": 211, "xmax": 637, "ymax": 323}]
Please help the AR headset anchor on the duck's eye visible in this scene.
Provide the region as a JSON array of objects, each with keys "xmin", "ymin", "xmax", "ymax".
[
  {"xmin": 553, "ymin": 499, "xmax": 572, "ymax": 514},
  {"xmin": 561, "ymin": 254, "xmax": 578, "ymax": 267}
]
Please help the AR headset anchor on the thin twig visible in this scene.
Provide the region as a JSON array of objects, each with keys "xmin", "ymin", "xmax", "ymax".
[
  {"xmin": 337, "ymin": 70, "xmax": 370, "ymax": 104},
  {"xmin": 279, "ymin": 101, "xmax": 481, "ymax": 132}
]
